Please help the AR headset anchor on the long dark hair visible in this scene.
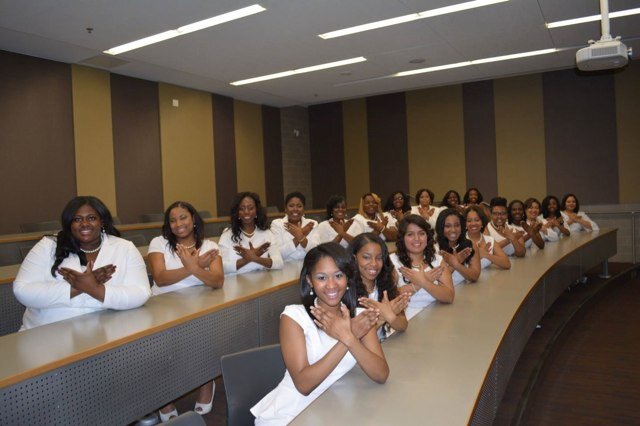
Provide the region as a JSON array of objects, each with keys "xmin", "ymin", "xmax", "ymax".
[
  {"xmin": 464, "ymin": 205, "xmax": 489, "ymax": 233},
  {"xmin": 463, "ymin": 187, "xmax": 484, "ymax": 204},
  {"xmin": 300, "ymin": 243, "xmax": 358, "ymax": 320},
  {"xmin": 441, "ymin": 190, "xmax": 461, "ymax": 208},
  {"xmin": 348, "ymin": 233, "xmax": 398, "ymax": 303},
  {"xmin": 229, "ymin": 192, "xmax": 268, "ymax": 243},
  {"xmin": 541, "ymin": 195, "xmax": 561, "ymax": 219},
  {"xmin": 395, "ymin": 214, "xmax": 436, "ymax": 269},
  {"xmin": 52, "ymin": 196, "xmax": 120, "ymax": 277},
  {"xmin": 325, "ymin": 195, "xmax": 346, "ymax": 221},
  {"xmin": 162, "ymin": 201, "xmax": 205, "ymax": 253},
  {"xmin": 436, "ymin": 208, "xmax": 473, "ymax": 264},
  {"xmin": 383, "ymin": 191, "xmax": 411, "ymax": 213},
  {"xmin": 508, "ymin": 199, "xmax": 525, "ymax": 225}
]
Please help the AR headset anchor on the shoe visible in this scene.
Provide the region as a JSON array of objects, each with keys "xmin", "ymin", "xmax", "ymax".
[
  {"xmin": 194, "ymin": 381, "xmax": 215, "ymax": 415},
  {"xmin": 158, "ymin": 408, "xmax": 178, "ymax": 423}
]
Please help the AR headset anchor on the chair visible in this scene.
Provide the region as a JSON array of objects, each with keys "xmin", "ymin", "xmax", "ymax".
[
  {"xmin": 221, "ymin": 344, "xmax": 285, "ymax": 426},
  {"xmin": 265, "ymin": 206, "xmax": 279, "ymax": 214},
  {"xmin": 19, "ymin": 220, "xmax": 61, "ymax": 233},
  {"xmin": 140, "ymin": 213, "xmax": 164, "ymax": 223},
  {"xmin": 126, "ymin": 234, "xmax": 147, "ymax": 247},
  {"xmin": 163, "ymin": 411, "xmax": 205, "ymax": 426},
  {"xmin": 197, "ymin": 210, "xmax": 212, "ymax": 219}
]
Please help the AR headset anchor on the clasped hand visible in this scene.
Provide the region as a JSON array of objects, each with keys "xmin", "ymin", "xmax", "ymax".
[
  {"xmin": 176, "ymin": 244, "xmax": 219, "ymax": 271},
  {"xmin": 366, "ymin": 216, "xmax": 388, "ymax": 233},
  {"xmin": 359, "ymin": 290, "xmax": 409, "ymax": 323},
  {"xmin": 234, "ymin": 241, "xmax": 270, "ymax": 261},
  {"xmin": 311, "ymin": 304, "xmax": 379, "ymax": 342},
  {"xmin": 58, "ymin": 260, "xmax": 105, "ymax": 293}
]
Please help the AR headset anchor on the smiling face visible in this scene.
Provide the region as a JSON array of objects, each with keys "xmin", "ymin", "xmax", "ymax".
[
  {"xmin": 238, "ymin": 196, "xmax": 257, "ymax": 227},
  {"xmin": 510, "ymin": 202, "xmax": 525, "ymax": 224},
  {"xmin": 526, "ymin": 202, "xmax": 540, "ymax": 221},
  {"xmin": 443, "ymin": 214, "xmax": 461, "ymax": 246},
  {"xmin": 307, "ymin": 256, "xmax": 348, "ymax": 309},
  {"xmin": 491, "ymin": 205, "xmax": 508, "ymax": 227},
  {"xmin": 392, "ymin": 193, "xmax": 404, "ymax": 210},
  {"xmin": 404, "ymin": 223, "xmax": 428, "ymax": 257},
  {"xmin": 355, "ymin": 242, "xmax": 383, "ymax": 290},
  {"xmin": 419, "ymin": 191, "xmax": 431, "ymax": 207},
  {"xmin": 169, "ymin": 206, "xmax": 194, "ymax": 241},
  {"xmin": 467, "ymin": 189, "xmax": 479, "ymax": 205},
  {"xmin": 547, "ymin": 198, "xmax": 558, "ymax": 214},
  {"xmin": 363, "ymin": 195, "xmax": 378, "ymax": 217},
  {"xmin": 565, "ymin": 196, "xmax": 577, "ymax": 213},
  {"xmin": 466, "ymin": 210, "xmax": 483, "ymax": 236},
  {"xmin": 285, "ymin": 197, "xmax": 304, "ymax": 224},
  {"xmin": 332, "ymin": 201, "xmax": 347, "ymax": 221},
  {"xmin": 70, "ymin": 204, "xmax": 103, "ymax": 250},
  {"xmin": 447, "ymin": 191, "xmax": 459, "ymax": 207}
]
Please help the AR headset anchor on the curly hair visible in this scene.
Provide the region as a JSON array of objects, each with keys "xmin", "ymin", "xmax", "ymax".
[
  {"xmin": 463, "ymin": 187, "xmax": 484, "ymax": 205},
  {"xmin": 464, "ymin": 205, "xmax": 489, "ymax": 232},
  {"xmin": 52, "ymin": 196, "xmax": 120, "ymax": 277},
  {"xmin": 161, "ymin": 201, "xmax": 205, "ymax": 253},
  {"xmin": 325, "ymin": 195, "xmax": 346, "ymax": 221},
  {"xmin": 229, "ymin": 192, "xmax": 268, "ymax": 243},
  {"xmin": 441, "ymin": 190, "xmax": 461, "ymax": 208},
  {"xmin": 383, "ymin": 191, "xmax": 411, "ymax": 213},
  {"xmin": 347, "ymin": 233, "xmax": 398, "ymax": 303},
  {"xmin": 395, "ymin": 214, "xmax": 436, "ymax": 269}
]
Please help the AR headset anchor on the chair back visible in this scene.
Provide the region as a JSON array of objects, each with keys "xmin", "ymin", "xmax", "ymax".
[
  {"xmin": 19, "ymin": 220, "xmax": 61, "ymax": 233},
  {"xmin": 221, "ymin": 344, "xmax": 285, "ymax": 426}
]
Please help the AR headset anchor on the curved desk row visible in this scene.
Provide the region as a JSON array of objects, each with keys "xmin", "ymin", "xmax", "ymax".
[
  {"xmin": 292, "ymin": 229, "xmax": 617, "ymax": 425},
  {"xmin": 0, "ymin": 230, "xmax": 616, "ymax": 425}
]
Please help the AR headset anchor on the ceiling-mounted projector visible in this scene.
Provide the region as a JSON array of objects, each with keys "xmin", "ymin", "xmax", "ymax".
[
  {"xmin": 576, "ymin": 0, "xmax": 631, "ymax": 71},
  {"xmin": 576, "ymin": 38, "xmax": 629, "ymax": 71}
]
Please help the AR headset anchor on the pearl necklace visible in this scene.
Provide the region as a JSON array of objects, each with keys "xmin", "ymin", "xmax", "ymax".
[
  {"xmin": 242, "ymin": 229, "xmax": 256, "ymax": 238},
  {"xmin": 183, "ymin": 242, "xmax": 196, "ymax": 249},
  {"xmin": 80, "ymin": 244, "xmax": 102, "ymax": 254}
]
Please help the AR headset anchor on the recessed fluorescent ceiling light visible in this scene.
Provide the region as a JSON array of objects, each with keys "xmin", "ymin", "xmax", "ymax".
[
  {"xmin": 394, "ymin": 48, "xmax": 557, "ymax": 77},
  {"xmin": 104, "ymin": 4, "xmax": 266, "ymax": 55},
  {"xmin": 318, "ymin": 0, "xmax": 509, "ymax": 39},
  {"xmin": 546, "ymin": 7, "xmax": 640, "ymax": 28},
  {"xmin": 230, "ymin": 57, "xmax": 367, "ymax": 86}
]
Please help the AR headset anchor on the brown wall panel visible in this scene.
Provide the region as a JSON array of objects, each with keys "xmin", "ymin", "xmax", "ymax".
[
  {"xmin": 366, "ymin": 93, "xmax": 409, "ymax": 201},
  {"xmin": 615, "ymin": 60, "xmax": 640, "ymax": 203},
  {"xmin": 0, "ymin": 51, "xmax": 76, "ymax": 234},
  {"xmin": 262, "ymin": 105, "xmax": 284, "ymax": 208},
  {"xmin": 463, "ymin": 81, "xmax": 498, "ymax": 199},
  {"xmin": 309, "ymin": 102, "xmax": 346, "ymax": 209},
  {"xmin": 212, "ymin": 94, "xmax": 237, "ymax": 216},
  {"xmin": 111, "ymin": 74, "xmax": 163, "ymax": 224},
  {"xmin": 543, "ymin": 69, "xmax": 619, "ymax": 205}
]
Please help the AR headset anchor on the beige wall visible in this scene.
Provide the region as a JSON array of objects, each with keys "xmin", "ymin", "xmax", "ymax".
[
  {"xmin": 342, "ymin": 98, "xmax": 369, "ymax": 208},
  {"xmin": 494, "ymin": 74, "xmax": 547, "ymax": 201},
  {"xmin": 406, "ymin": 86, "xmax": 466, "ymax": 202},
  {"xmin": 615, "ymin": 62, "xmax": 640, "ymax": 203},
  {"xmin": 234, "ymin": 100, "xmax": 266, "ymax": 202},
  {"xmin": 158, "ymin": 83, "xmax": 217, "ymax": 215},
  {"xmin": 71, "ymin": 65, "xmax": 117, "ymax": 213}
]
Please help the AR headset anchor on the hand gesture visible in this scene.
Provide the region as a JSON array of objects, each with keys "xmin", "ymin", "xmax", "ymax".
[
  {"xmin": 310, "ymin": 303, "xmax": 354, "ymax": 343},
  {"xmin": 455, "ymin": 247, "xmax": 472, "ymax": 264},
  {"xmin": 302, "ymin": 221, "xmax": 315, "ymax": 236},
  {"xmin": 197, "ymin": 249, "xmax": 219, "ymax": 268},
  {"xmin": 284, "ymin": 222, "xmax": 305, "ymax": 242},
  {"xmin": 475, "ymin": 239, "xmax": 492, "ymax": 259},
  {"xmin": 59, "ymin": 260, "xmax": 100, "ymax": 293},
  {"xmin": 176, "ymin": 243, "xmax": 199, "ymax": 271},
  {"xmin": 358, "ymin": 291, "xmax": 399, "ymax": 324},
  {"xmin": 418, "ymin": 206, "xmax": 435, "ymax": 219},
  {"xmin": 350, "ymin": 307, "xmax": 380, "ymax": 339},
  {"xmin": 92, "ymin": 264, "xmax": 116, "ymax": 284},
  {"xmin": 391, "ymin": 210, "xmax": 405, "ymax": 221}
]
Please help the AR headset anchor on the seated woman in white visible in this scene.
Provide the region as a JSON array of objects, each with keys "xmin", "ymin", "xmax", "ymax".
[
  {"xmin": 542, "ymin": 195, "xmax": 571, "ymax": 238},
  {"xmin": 464, "ymin": 206, "xmax": 510, "ymax": 270},
  {"xmin": 251, "ymin": 243, "xmax": 388, "ymax": 425},
  {"xmin": 524, "ymin": 197, "xmax": 559, "ymax": 243},
  {"xmin": 348, "ymin": 233, "xmax": 409, "ymax": 341},
  {"xmin": 351, "ymin": 193, "xmax": 397, "ymax": 241},
  {"xmin": 390, "ymin": 215, "xmax": 454, "ymax": 320},
  {"xmin": 219, "ymin": 192, "xmax": 283, "ymax": 274},
  {"xmin": 508, "ymin": 199, "xmax": 544, "ymax": 250},
  {"xmin": 560, "ymin": 193, "xmax": 599, "ymax": 232},
  {"xmin": 441, "ymin": 189, "xmax": 465, "ymax": 215},
  {"xmin": 308, "ymin": 195, "xmax": 358, "ymax": 249},
  {"xmin": 484, "ymin": 197, "xmax": 526, "ymax": 257},
  {"xmin": 463, "ymin": 187, "xmax": 492, "ymax": 219},
  {"xmin": 383, "ymin": 190, "xmax": 412, "ymax": 223},
  {"xmin": 410, "ymin": 188, "xmax": 442, "ymax": 230},
  {"xmin": 148, "ymin": 201, "xmax": 224, "ymax": 420},
  {"xmin": 14, "ymin": 196, "xmax": 150, "ymax": 330},
  {"xmin": 270, "ymin": 192, "xmax": 317, "ymax": 262},
  {"xmin": 435, "ymin": 208, "xmax": 481, "ymax": 285}
]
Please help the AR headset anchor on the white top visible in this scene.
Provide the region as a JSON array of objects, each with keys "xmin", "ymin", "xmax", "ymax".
[
  {"xmin": 528, "ymin": 217, "xmax": 559, "ymax": 243},
  {"xmin": 486, "ymin": 222, "xmax": 517, "ymax": 256},
  {"xmin": 466, "ymin": 233, "xmax": 494, "ymax": 270},
  {"xmin": 270, "ymin": 217, "xmax": 318, "ymax": 262},
  {"xmin": 218, "ymin": 228, "xmax": 283, "ymax": 275},
  {"xmin": 251, "ymin": 304, "xmax": 359, "ymax": 425},
  {"xmin": 148, "ymin": 237, "xmax": 220, "ymax": 296},
  {"xmin": 410, "ymin": 205, "xmax": 443, "ymax": 230},
  {"xmin": 510, "ymin": 224, "xmax": 533, "ymax": 249},
  {"xmin": 351, "ymin": 213, "xmax": 397, "ymax": 241},
  {"xmin": 13, "ymin": 235, "xmax": 151, "ymax": 330},
  {"xmin": 561, "ymin": 211, "xmax": 599, "ymax": 233},
  {"xmin": 390, "ymin": 252, "xmax": 443, "ymax": 319},
  {"xmin": 308, "ymin": 219, "xmax": 360, "ymax": 249}
]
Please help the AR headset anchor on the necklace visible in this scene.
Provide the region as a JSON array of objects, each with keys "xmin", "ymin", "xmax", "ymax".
[
  {"xmin": 242, "ymin": 229, "xmax": 256, "ymax": 238},
  {"xmin": 314, "ymin": 297, "xmax": 345, "ymax": 309},
  {"xmin": 468, "ymin": 233, "xmax": 483, "ymax": 245},
  {"xmin": 183, "ymin": 242, "xmax": 196, "ymax": 249},
  {"xmin": 80, "ymin": 244, "xmax": 102, "ymax": 254}
]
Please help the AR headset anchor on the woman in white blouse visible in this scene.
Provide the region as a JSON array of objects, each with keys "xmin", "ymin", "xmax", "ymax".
[
  {"xmin": 270, "ymin": 192, "xmax": 317, "ymax": 262},
  {"xmin": 308, "ymin": 195, "xmax": 357, "ymax": 248},
  {"xmin": 351, "ymin": 193, "xmax": 397, "ymax": 241},
  {"xmin": 148, "ymin": 201, "xmax": 223, "ymax": 421},
  {"xmin": 541, "ymin": 195, "xmax": 571, "ymax": 238},
  {"xmin": 561, "ymin": 193, "xmax": 599, "ymax": 232},
  {"xmin": 524, "ymin": 198, "xmax": 559, "ymax": 243},
  {"xmin": 410, "ymin": 188, "xmax": 442, "ymax": 230},
  {"xmin": 219, "ymin": 192, "xmax": 283, "ymax": 274},
  {"xmin": 464, "ymin": 206, "xmax": 510, "ymax": 270}
]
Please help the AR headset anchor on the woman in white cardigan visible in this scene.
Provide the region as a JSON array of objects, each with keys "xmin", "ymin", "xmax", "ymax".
[{"xmin": 561, "ymin": 193, "xmax": 599, "ymax": 232}]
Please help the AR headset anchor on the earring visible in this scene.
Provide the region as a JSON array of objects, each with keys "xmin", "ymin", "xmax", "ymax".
[
  {"xmin": 310, "ymin": 288, "xmax": 314, "ymax": 295},
  {"xmin": 346, "ymin": 286, "xmax": 349, "ymax": 290}
]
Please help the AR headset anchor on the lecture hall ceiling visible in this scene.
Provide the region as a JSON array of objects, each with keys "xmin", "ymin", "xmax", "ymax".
[{"xmin": 1, "ymin": 0, "xmax": 639, "ymax": 107}]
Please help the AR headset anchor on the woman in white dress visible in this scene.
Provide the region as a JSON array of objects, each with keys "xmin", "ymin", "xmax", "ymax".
[
  {"xmin": 308, "ymin": 195, "xmax": 357, "ymax": 248},
  {"xmin": 251, "ymin": 243, "xmax": 388, "ymax": 425},
  {"xmin": 218, "ymin": 192, "xmax": 283, "ymax": 274},
  {"xmin": 541, "ymin": 195, "xmax": 570, "ymax": 238},
  {"xmin": 390, "ymin": 215, "xmax": 454, "ymax": 319},
  {"xmin": 508, "ymin": 199, "xmax": 544, "ymax": 250},
  {"xmin": 348, "ymin": 233, "xmax": 409, "ymax": 341},
  {"xmin": 484, "ymin": 197, "xmax": 526, "ymax": 257},
  {"xmin": 351, "ymin": 193, "xmax": 397, "ymax": 241},
  {"xmin": 148, "ymin": 201, "xmax": 223, "ymax": 421},
  {"xmin": 383, "ymin": 190, "xmax": 411, "ymax": 223},
  {"xmin": 524, "ymin": 198, "xmax": 559, "ymax": 243},
  {"xmin": 561, "ymin": 193, "xmax": 599, "ymax": 232},
  {"xmin": 270, "ymin": 192, "xmax": 317, "ymax": 262},
  {"xmin": 464, "ymin": 206, "xmax": 510, "ymax": 270},
  {"xmin": 435, "ymin": 208, "xmax": 481, "ymax": 285},
  {"xmin": 410, "ymin": 188, "xmax": 442, "ymax": 230}
]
